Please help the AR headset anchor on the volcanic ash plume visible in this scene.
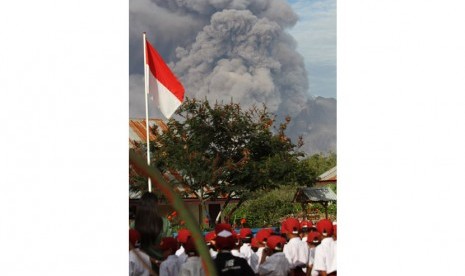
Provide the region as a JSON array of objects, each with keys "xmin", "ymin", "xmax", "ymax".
[
  {"xmin": 129, "ymin": 0, "xmax": 336, "ymax": 154},
  {"xmin": 172, "ymin": 8, "xmax": 308, "ymax": 117}
]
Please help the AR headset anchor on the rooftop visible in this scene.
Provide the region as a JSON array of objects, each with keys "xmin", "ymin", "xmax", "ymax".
[{"xmin": 292, "ymin": 186, "xmax": 337, "ymax": 203}]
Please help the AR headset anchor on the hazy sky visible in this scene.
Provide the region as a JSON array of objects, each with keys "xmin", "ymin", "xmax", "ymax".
[{"xmin": 288, "ymin": 0, "xmax": 336, "ymax": 99}]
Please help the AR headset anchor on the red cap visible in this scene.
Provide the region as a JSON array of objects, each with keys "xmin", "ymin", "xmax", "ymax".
[
  {"xmin": 184, "ymin": 236, "xmax": 197, "ymax": 254},
  {"xmin": 282, "ymin": 218, "xmax": 301, "ymax": 234},
  {"xmin": 256, "ymin": 228, "xmax": 272, "ymax": 244},
  {"xmin": 205, "ymin": 231, "xmax": 216, "ymax": 243},
  {"xmin": 251, "ymin": 237, "xmax": 260, "ymax": 248},
  {"xmin": 306, "ymin": 232, "xmax": 322, "ymax": 244},
  {"xmin": 215, "ymin": 223, "xmax": 233, "ymax": 234},
  {"xmin": 316, "ymin": 219, "xmax": 334, "ymax": 237},
  {"xmin": 160, "ymin": 237, "xmax": 178, "ymax": 252},
  {"xmin": 266, "ymin": 235, "xmax": 287, "ymax": 251},
  {"xmin": 177, "ymin": 229, "xmax": 191, "ymax": 243},
  {"xmin": 239, "ymin": 228, "xmax": 253, "ymax": 239},
  {"xmin": 129, "ymin": 229, "xmax": 141, "ymax": 247},
  {"xmin": 300, "ymin": 220, "xmax": 313, "ymax": 230},
  {"xmin": 215, "ymin": 230, "xmax": 235, "ymax": 250}
]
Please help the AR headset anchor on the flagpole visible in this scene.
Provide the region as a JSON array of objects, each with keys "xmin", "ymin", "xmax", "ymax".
[{"xmin": 143, "ymin": 32, "xmax": 152, "ymax": 192}]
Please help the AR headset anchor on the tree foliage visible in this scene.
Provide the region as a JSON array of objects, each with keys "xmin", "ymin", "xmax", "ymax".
[
  {"xmin": 230, "ymin": 184, "xmax": 302, "ymax": 228},
  {"xmin": 303, "ymin": 152, "xmax": 337, "ymax": 176},
  {"xmin": 130, "ymin": 98, "xmax": 318, "ymax": 224},
  {"xmin": 229, "ymin": 153, "xmax": 337, "ymax": 227}
]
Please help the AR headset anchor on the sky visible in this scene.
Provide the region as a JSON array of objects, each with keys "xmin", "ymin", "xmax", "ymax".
[{"xmin": 288, "ymin": 0, "xmax": 336, "ymax": 99}]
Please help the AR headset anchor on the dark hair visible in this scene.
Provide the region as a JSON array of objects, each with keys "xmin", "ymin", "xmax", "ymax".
[{"xmin": 134, "ymin": 192, "xmax": 163, "ymax": 254}]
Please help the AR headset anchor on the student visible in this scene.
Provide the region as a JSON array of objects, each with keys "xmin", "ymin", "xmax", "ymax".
[
  {"xmin": 258, "ymin": 235, "xmax": 290, "ymax": 276},
  {"xmin": 159, "ymin": 237, "xmax": 180, "ymax": 276},
  {"xmin": 255, "ymin": 228, "xmax": 273, "ymax": 273},
  {"xmin": 281, "ymin": 218, "xmax": 310, "ymax": 276},
  {"xmin": 231, "ymin": 231, "xmax": 246, "ymax": 259},
  {"xmin": 251, "ymin": 237, "xmax": 261, "ymax": 253},
  {"xmin": 179, "ymin": 236, "xmax": 205, "ymax": 276},
  {"xmin": 205, "ymin": 231, "xmax": 218, "ymax": 259},
  {"xmin": 300, "ymin": 220, "xmax": 313, "ymax": 242},
  {"xmin": 313, "ymin": 219, "xmax": 337, "ymax": 276},
  {"xmin": 306, "ymin": 232, "xmax": 322, "ymax": 276},
  {"xmin": 176, "ymin": 228, "xmax": 191, "ymax": 266},
  {"xmin": 239, "ymin": 228, "xmax": 259, "ymax": 273},
  {"xmin": 129, "ymin": 229, "xmax": 153, "ymax": 276},
  {"xmin": 214, "ymin": 229, "xmax": 256, "ymax": 276}
]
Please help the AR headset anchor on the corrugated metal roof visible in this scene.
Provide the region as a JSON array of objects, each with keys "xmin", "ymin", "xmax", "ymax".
[
  {"xmin": 129, "ymin": 118, "xmax": 168, "ymax": 148},
  {"xmin": 318, "ymin": 166, "xmax": 337, "ymax": 181},
  {"xmin": 292, "ymin": 186, "xmax": 337, "ymax": 203}
]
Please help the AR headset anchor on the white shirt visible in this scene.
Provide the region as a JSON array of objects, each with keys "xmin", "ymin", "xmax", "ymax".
[
  {"xmin": 159, "ymin": 255, "xmax": 180, "ymax": 276},
  {"xmin": 231, "ymin": 249, "xmax": 246, "ymax": 259},
  {"xmin": 179, "ymin": 256, "xmax": 205, "ymax": 276},
  {"xmin": 209, "ymin": 248, "xmax": 218, "ymax": 259},
  {"xmin": 176, "ymin": 246, "xmax": 189, "ymax": 268},
  {"xmin": 258, "ymin": 252, "xmax": 290, "ymax": 276},
  {"xmin": 283, "ymin": 237, "xmax": 310, "ymax": 269},
  {"xmin": 313, "ymin": 237, "xmax": 337, "ymax": 274},
  {"xmin": 176, "ymin": 245, "xmax": 185, "ymax": 256},
  {"xmin": 129, "ymin": 248, "xmax": 151, "ymax": 276},
  {"xmin": 308, "ymin": 247, "xmax": 319, "ymax": 276},
  {"xmin": 255, "ymin": 247, "xmax": 265, "ymax": 272},
  {"xmin": 240, "ymin": 243, "xmax": 258, "ymax": 273},
  {"xmin": 308, "ymin": 247, "xmax": 316, "ymax": 266}
]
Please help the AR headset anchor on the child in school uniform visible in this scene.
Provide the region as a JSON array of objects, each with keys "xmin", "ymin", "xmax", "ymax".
[
  {"xmin": 281, "ymin": 217, "xmax": 310, "ymax": 276},
  {"xmin": 258, "ymin": 235, "xmax": 290, "ymax": 276},
  {"xmin": 213, "ymin": 229, "xmax": 255, "ymax": 275},
  {"xmin": 306, "ymin": 231, "xmax": 322, "ymax": 276},
  {"xmin": 159, "ymin": 237, "xmax": 180, "ymax": 276},
  {"xmin": 175, "ymin": 229, "xmax": 191, "ymax": 266},
  {"xmin": 179, "ymin": 236, "xmax": 205, "ymax": 276},
  {"xmin": 231, "ymin": 231, "xmax": 246, "ymax": 259},
  {"xmin": 255, "ymin": 228, "xmax": 273, "ymax": 273},
  {"xmin": 129, "ymin": 229, "xmax": 152, "ymax": 276},
  {"xmin": 251, "ymin": 237, "xmax": 260, "ymax": 253},
  {"xmin": 205, "ymin": 231, "xmax": 218, "ymax": 259},
  {"xmin": 239, "ymin": 228, "xmax": 259, "ymax": 273},
  {"xmin": 313, "ymin": 219, "xmax": 337, "ymax": 276},
  {"xmin": 300, "ymin": 220, "xmax": 313, "ymax": 242}
]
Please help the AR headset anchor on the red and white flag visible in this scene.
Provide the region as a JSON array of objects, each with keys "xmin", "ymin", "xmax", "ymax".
[{"xmin": 145, "ymin": 39, "xmax": 184, "ymax": 118}]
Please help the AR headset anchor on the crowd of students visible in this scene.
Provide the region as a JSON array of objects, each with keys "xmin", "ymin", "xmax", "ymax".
[{"xmin": 129, "ymin": 192, "xmax": 337, "ymax": 276}]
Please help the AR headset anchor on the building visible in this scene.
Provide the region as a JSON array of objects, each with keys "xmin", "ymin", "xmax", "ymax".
[
  {"xmin": 315, "ymin": 166, "xmax": 337, "ymax": 187},
  {"xmin": 292, "ymin": 166, "xmax": 337, "ymax": 221}
]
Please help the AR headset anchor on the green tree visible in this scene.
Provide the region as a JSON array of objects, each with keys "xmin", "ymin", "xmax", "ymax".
[
  {"xmin": 130, "ymin": 98, "xmax": 317, "ymax": 225},
  {"xmin": 230, "ymin": 184, "xmax": 302, "ymax": 228},
  {"xmin": 303, "ymin": 152, "xmax": 337, "ymax": 176},
  {"xmin": 227, "ymin": 153, "xmax": 338, "ymax": 227}
]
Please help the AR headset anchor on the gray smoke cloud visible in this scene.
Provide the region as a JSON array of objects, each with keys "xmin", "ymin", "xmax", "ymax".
[{"xmin": 129, "ymin": 0, "xmax": 336, "ymax": 154}]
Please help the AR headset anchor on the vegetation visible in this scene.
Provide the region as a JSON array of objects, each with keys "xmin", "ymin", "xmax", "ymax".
[
  {"xmin": 130, "ymin": 98, "xmax": 319, "ymax": 226},
  {"xmin": 227, "ymin": 152, "xmax": 337, "ymax": 228}
]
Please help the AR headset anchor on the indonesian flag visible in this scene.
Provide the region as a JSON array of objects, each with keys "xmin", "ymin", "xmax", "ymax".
[{"xmin": 145, "ymin": 39, "xmax": 184, "ymax": 119}]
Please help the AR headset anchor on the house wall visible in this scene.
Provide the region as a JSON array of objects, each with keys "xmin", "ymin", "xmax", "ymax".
[
  {"xmin": 158, "ymin": 201, "xmax": 227, "ymax": 227},
  {"xmin": 130, "ymin": 199, "xmax": 235, "ymax": 228}
]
